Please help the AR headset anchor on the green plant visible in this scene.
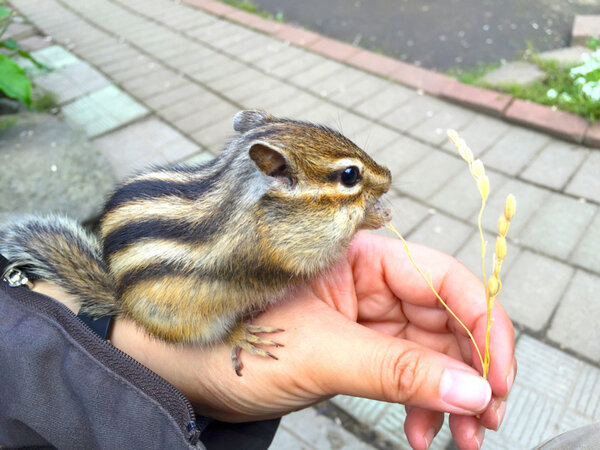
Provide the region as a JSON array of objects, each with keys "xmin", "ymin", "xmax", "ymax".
[
  {"xmin": 587, "ymin": 36, "xmax": 600, "ymax": 51},
  {"xmin": 0, "ymin": 2, "xmax": 48, "ymax": 109},
  {"xmin": 220, "ymin": 0, "xmax": 271, "ymax": 19}
]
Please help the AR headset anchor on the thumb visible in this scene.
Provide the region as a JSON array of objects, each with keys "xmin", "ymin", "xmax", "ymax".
[{"xmin": 315, "ymin": 319, "xmax": 491, "ymax": 416}]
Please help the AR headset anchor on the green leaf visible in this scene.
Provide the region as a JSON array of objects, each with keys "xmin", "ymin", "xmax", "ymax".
[
  {"xmin": 0, "ymin": 38, "xmax": 18, "ymax": 50},
  {"xmin": 0, "ymin": 53, "xmax": 32, "ymax": 106},
  {"xmin": 0, "ymin": 7, "xmax": 11, "ymax": 20}
]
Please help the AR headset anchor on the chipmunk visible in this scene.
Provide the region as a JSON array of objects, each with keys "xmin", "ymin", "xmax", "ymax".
[{"xmin": 0, "ymin": 110, "xmax": 392, "ymax": 375}]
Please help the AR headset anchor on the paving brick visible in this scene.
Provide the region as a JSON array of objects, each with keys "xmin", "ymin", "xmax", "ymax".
[
  {"xmin": 31, "ymin": 45, "xmax": 80, "ymax": 69},
  {"xmin": 570, "ymin": 210, "xmax": 600, "ymax": 274},
  {"xmin": 371, "ymin": 136, "xmax": 434, "ymax": 180},
  {"xmin": 346, "ymin": 50, "xmax": 407, "ymax": 76},
  {"xmin": 407, "ymin": 211, "xmax": 472, "ymax": 255},
  {"xmin": 353, "ymin": 124, "xmax": 402, "ymax": 154},
  {"xmin": 158, "ymin": 90, "xmax": 223, "ymax": 122},
  {"xmin": 430, "ymin": 168, "xmax": 508, "ymax": 221},
  {"xmin": 2, "ymin": 22, "xmax": 35, "ymax": 41},
  {"xmin": 584, "ymin": 121, "xmax": 600, "ymax": 147},
  {"xmin": 121, "ymin": 69, "xmax": 187, "ymax": 100},
  {"xmin": 500, "ymin": 250, "xmax": 574, "ymax": 330},
  {"xmin": 34, "ymin": 61, "xmax": 110, "ymax": 104},
  {"xmin": 386, "ymin": 193, "xmax": 432, "ymax": 235},
  {"xmin": 441, "ymin": 114, "xmax": 510, "ymax": 155},
  {"xmin": 548, "ymin": 270, "xmax": 600, "ymax": 361},
  {"xmin": 93, "ymin": 117, "xmax": 199, "ymax": 179},
  {"xmin": 294, "ymin": 105, "xmax": 372, "ymax": 140},
  {"xmin": 482, "ymin": 127, "xmax": 550, "ymax": 175},
  {"xmin": 505, "ymin": 100, "xmax": 589, "ymax": 144},
  {"xmin": 455, "ymin": 233, "xmax": 521, "ymax": 280},
  {"xmin": 397, "ymin": 150, "xmax": 464, "ymax": 200},
  {"xmin": 205, "ymin": 66, "xmax": 265, "ymax": 93},
  {"xmin": 374, "ymin": 403, "xmax": 452, "ymax": 450},
  {"xmin": 267, "ymin": 51, "xmax": 324, "ymax": 79},
  {"xmin": 353, "ymin": 84, "xmax": 418, "ymax": 119},
  {"xmin": 519, "ymin": 142, "xmax": 588, "ymax": 190},
  {"xmin": 565, "ymin": 151, "xmax": 600, "ymax": 203},
  {"xmin": 173, "ymin": 101, "xmax": 239, "ymax": 135},
  {"xmin": 572, "ymin": 15, "xmax": 600, "ymax": 46},
  {"xmin": 327, "ymin": 74, "xmax": 394, "ymax": 108},
  {"xmin": 308, "ymin": 66, "xmax": 367, "ymax": 100},
  {"xmin": 518, "ymin": 193, "xmax": 596, "ymax": 260},
  {"xmin": 269, "ymin": 427, "xmax": 309, "ymax": 449},
  {"xmin": 568, "ymin": 361, "xmax": 600, "ymax": 419},
  {"xmin": 238, "ymin": 39, "xmax": 292, "ymax": 66},
  {"xmin": 477, "ymin": 178, "xmax": 550, "ymax": 236},
  {"xmin": 408, "ymin": 102, "xmax": 476, "ymax": 146},
  {"xmin": 440, "ymin": 80, "xmax": 512, "ymax": 117},
  {"xmin": 62, "ymin": 85, "xmax": 148, "ymax": 137},
  {"xmin": 484, "ymin": 61, "xmax": 548, "ymax": 87},
  {"xmin": 289, "ymin": 59, "xmax": 346, "ymax": 88},
  {"xmin": 190, "ymin": 116, "xmax": 237, "ymax": 154},
  {"xmin": 379, "ymin": 94, "xmax": 450, "ymax": 133},
  {"xmin": 253, "ymin": 45, "xmax": 308, "ymax": 74},
  {"xmin": 183, "ymin": 0, "xmax": 236, "ymax": 17},
  {"xmin": 308, "ymin": 36, "xmax": 360, "ymax": 61},
  {"xmin": 184, "ymin": 55, "xmax": 248, "ymax": 85},
  {"xmin": 225, "ymin": 9, "xmax": 284, "ymax": 35},
  {"xmin": 273, "ymin": 23, "xmax": 321, "ymax": 47},
  {"xmin": 283, "ymin": 407, "xmax": 376, "ymax": 449},
  {"xmin": 266, "ymin": 91, "xmax": 323, "ymax": 119},
  {"xmin": 242, "ymin": 84, "xmax": 301, "ymax": 111},
  {"xmin": 223, "ymin": 76, "xmax": 288, "ymax": 104},
  {"xmin": 17, "ymin": 35, "xmax": 52, "ymax": 51},
  {"xmin": 389, "ymin": 64, "xmax": 455, "ymax": 96},
  {"xmin": 331, "ymin": 396, "xmax": 390, "ymax": 426},
  {"xmin": 538, "ymin": 46, "xmax": 593, "ymax": 67}
]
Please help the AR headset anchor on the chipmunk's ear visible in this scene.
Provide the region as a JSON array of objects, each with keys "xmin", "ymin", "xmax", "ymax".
[
  {"xmin": 249, "ymin": 142, "xmax": 294, "ymax": 187},
  {"xmin": 233, "ymin": 110, "xmax": 274, "ymax": 133}
]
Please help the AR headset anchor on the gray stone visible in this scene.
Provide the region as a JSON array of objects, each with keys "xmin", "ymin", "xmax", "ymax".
[
  {"xmin": 566, "ymin": 151, "xmax": 600, "ymax": 204},
  {"xmin": 482, "ymin": 126, "xmax": 550, "ymax": 176},
  {"xmin": 500, "ymin": 250, "xmax": 574, "ymax": 330},
  {"xmin": 386, "ymin": 193, "xmax": 432, "ymax": 235},
  {"xmin": 538, "ymin": 46, "xmax": 594, "ymax": 67},
  {"xmin": 408, "ymin": 102, "xmax": 476, "ymax": 146},
  {"xmin": 518, "ymin": 193, "xmax": 596, "ymax": 260},
  {"xmin": 519, "ymin": 142, "xmax": 588, "ymax": 190},
  {"xmin": 482, "ymin": 61, "xmax": 548, "ymax": 88},
  {"xmin": 407, "ymin": 211, "xmax": 472, "ymax": 255},
  {"xmin": 548, "ymin": 270, "xmax": 600, "ymax": 362},
  {"xmin": 353, "ymin": 84, "xmax": 417, "ymax": 119},
  {"xmin": 0, "ymin": 114, "xmax": 114, "ymax": 222},
  {"xmin": 441, "ymin": 115, "xmax": 510, "ymax": 156},
  {"xmin": 380, "ymin": 94, "xmax": 450, "ymax": 133},
  {"xmin": 570, "ymin": 210, "xmax": 600, "ymax": 274},
  {"xmin": 328, "ymin": 74, "xmax": 396, "ymax": 109}
]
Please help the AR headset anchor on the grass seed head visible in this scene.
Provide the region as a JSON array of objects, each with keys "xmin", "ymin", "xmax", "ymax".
[
  {"xmin": 504, "ymin": 194, "xmax": 516, "ymax": 220},
  {"xmin": 495, "ymin": 235, "xmax": 507, "ymax": 260},
  {"xmin": 477, "ymin": 175, "xmax": 490, "ymax": 201},
  {"xmin": 472, "ymin": 159, "xmax": 486, "ymax": 179},
  {"xmin": 487, "ymin": 275, "xmax": 500, "ymax": 297},
  {"xmin": 498, "ymin": 215, "xmax": 509, "ymax": 237}
]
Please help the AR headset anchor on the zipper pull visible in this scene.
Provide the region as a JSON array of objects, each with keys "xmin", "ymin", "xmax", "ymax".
[{"xmin": 3, "ymin": 268, "xmax": 33, "ymax": 289}]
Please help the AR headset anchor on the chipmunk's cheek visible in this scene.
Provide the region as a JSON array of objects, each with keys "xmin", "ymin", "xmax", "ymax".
[{"xmin": 360, "ymin": 200, "xmax": 392, "ymax": 230}]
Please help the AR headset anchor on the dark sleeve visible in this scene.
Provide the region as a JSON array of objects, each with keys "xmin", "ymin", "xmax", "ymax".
[{"xmin": 0, "ymin": 259, "xmax": 278, "ymax": 449}]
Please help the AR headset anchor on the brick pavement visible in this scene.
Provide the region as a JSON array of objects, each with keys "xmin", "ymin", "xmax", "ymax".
[{"xmin": 7, "ymin": 0, "xmax": 600, "ymax": 448}]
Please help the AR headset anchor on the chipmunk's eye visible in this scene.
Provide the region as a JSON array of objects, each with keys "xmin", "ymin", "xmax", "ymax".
[{"xmin": 340, "ymin": 166, "xmax": 360, "ymax": 187}]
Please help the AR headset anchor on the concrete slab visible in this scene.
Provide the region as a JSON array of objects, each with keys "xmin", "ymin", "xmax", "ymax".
[
  {"xmin": 407, "ymin": 212, "xmax": 472, "ymax": 255},
  {"xmin": 482, "ymin": 61, "xmax": 547, "ymax": 88},
  {"xmin": 30, "ymin": 45, "xmax": 80, "ymax": 70},
  {"xmin": 519, "ymin": 142, "xmax": 588, "ymax": 190},
  {"xmin": 538, "ymin": 46, "xmax": 594, "ymax": 67},
  {"xmin": 570, "ymin": 210, "xmax": 600, "ymax": 274},
  {"xmin": 566, "ymin": 151, "xmax": 600, "ymax": 204},
  {"xmin": 0, "ymin": 114, "xmax": 114, "ymax": 222},
  {"xmin": 572, "ymin": 15, "xmax": 600, "ymax": 47}
]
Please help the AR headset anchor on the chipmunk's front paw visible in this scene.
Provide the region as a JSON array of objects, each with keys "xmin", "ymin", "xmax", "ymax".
[{"xmin": 227, "ymin": 323, "xmax": 284, "ymax": 376}]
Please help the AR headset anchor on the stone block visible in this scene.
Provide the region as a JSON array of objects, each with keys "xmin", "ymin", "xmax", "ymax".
[
  {"xmin": 308, "ymin": 66, "xmax": 367, "ymax": 100},
  {"xmin": 308, "ymin": 36, "xmax": 360, "ymax": 62},
  {"xmin": 538, "ymin": 46, "xmax": 593, "ymax": 67},
  {"xmin": 408, "ymin": 102, "xmax": 476, "ymax": 146},
  {"xmin": 482, "ymin": 61, "xmax": 547, "ymax": 87},
  {"xmin": 353, "ymin": 84, "xmax": 418, "ymax": 119},
  {"xmin": 385, "ymin": 193, "xmax": 432, "ymax": 235},
  {"xmin": 327, "ymin": 74, "xmax": 394, "ymax": 108},
  {"xmin": 268, "ymin": 51, "xmax": 324, "ymax": 79},
  {"xmin": 407, "ymin": 211, "xmax": 472, "ymax": 255},
  {"xmin": 500, "ymin": 251, "xmax": 574, "ymax": 330},
  {"xmin": 17, "ymin": 35, "xmax": 52, "ymax": 51},
  {"xmin": 397, "ymin": 150, "xmax": 464, "ymax": 200},
  {"xmin": 570, "ymin": 210, "xmax": 600, "ymax": 273},
  {"xmin": 566, "ymin": 151, "xmax": 600, "ymax": 204},
  {"xmin": 370, "ymin": 136, "xmax": 432, "ymax": 178},
  {"xmin": 0, "ymin": 113, "xmax": 114, "ymax": 223},
  {"xmin": 518, "ymin": 193, "xmax": 596, "ymax": 260},
  {"xmin": 482, "ymin": 126, "xmax": 550, "ymax": 175},
  {"xmin": 389, "ymin": 64, "xmax": 455, "ymax": 96},
  {"xmin": 548, "ymin": 270, "xmax": 600, "ymax": 362},
  {"xmin": 441, "ymin": 114, "xmax": 510, "ymax": 156},
  {"xmin": 191, "ymin": 116, "xmax": 236, "ymax": 154},
  {"xmin": 440, "ymin": 80, "xmax": 512, "ymax": 117},
  {"xmin": 172, "ymin": 100, "xmax": 238, "ymax": 135},
  {"xmin": 289, "ymin": 59, "xmax": 346, "ymax": 88},
  {"xmin": 519, "ymin": 142, "xmax": 588, "ymax": 190},
  {"xmin": 380, "ymin": 94, "xmax": 450, "ymax": 133},
  {"xmin": 242, "ymin": 85, "xmax": 302, "ymax": 112},
  {"xmin": 504, "ymin": 99, "xmax": 588, "ymax": 144},
  {"xmin": 572, "ymin": 15, "xmax": 600, "ymax": 46},
  {"xmin": 346, "ymin": 49, "xmax": 407, "ymax": 76},
  {"xmin": 35, "ymin": 61, "xmax": 110, "ymax": 104},
  {"xmin": 30, "ymin": 45, "xmax": 80, "ymax": 70},
  {"xmin": 121, "ymin": 69, "xmax": 187, "ymax": 101},
  {"xmin": 273, "ymin": 23, "xmax": 321, "ymax": 47},
  {"xmin": 145, "ymin": 83, "xmax": 205, "ymax": 111},
  {"xmin": 353, "ymin": 124, "xmax": 402, "ymax": 154}
]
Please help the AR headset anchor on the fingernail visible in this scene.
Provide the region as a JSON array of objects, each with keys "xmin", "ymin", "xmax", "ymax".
[
  {"xmin": 423, "ymin": 427, "xmax": 435, "ymax": 449},
  {"xmin": 506, "ymin": 361, "xmax": 517, "ymax": 393},
  {"xmin": 495, "ymin": 400, "xmax": 507, "ymax": 429},
  {"xmin": 440, "ymin": 369, "xmax": 491, "ymax": 412}
]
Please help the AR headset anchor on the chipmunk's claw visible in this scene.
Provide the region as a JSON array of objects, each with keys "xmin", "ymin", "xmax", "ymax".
[{"xmin": 228, "ymin": 323, "xmax": 284, "ymax": 376}]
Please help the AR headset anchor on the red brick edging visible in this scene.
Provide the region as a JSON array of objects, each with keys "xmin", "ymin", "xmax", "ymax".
[{"xmin": 184, "ymin": 0, "xmax": 597, "ymax": 148}]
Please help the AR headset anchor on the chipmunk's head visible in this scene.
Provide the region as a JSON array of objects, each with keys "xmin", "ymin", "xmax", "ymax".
[{"xmin": 233, "ymin": 110, "xmax": 392, "ymax": 275}]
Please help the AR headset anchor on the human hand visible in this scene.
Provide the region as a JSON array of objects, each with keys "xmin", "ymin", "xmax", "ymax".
[{"xmin": 108, "ymin": 232, "xmax": 515, "ymax": 450}]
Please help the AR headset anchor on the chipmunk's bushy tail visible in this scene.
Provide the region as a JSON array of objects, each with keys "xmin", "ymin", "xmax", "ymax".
[{"xmin": 0, "ymin": 215, "xmax": 118, "ymax": 316}]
